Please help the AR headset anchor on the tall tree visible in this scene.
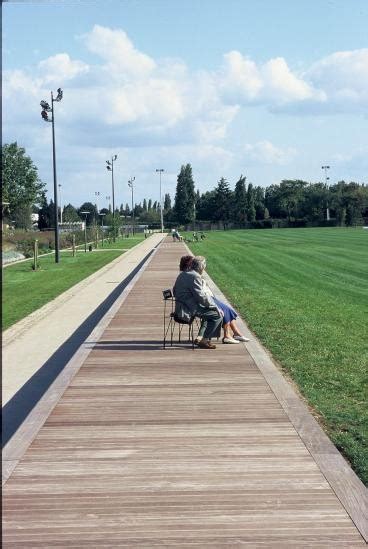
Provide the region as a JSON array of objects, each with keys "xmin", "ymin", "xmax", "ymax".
[
  {"xmin": 164, "ymin": 193, "xmax": 171, "ymax": 211},
  {"xmin": 213, "ymin": 178, "xmax": 232, "ymax": 228},
  {"xmin": 78, "ymin": 202, "xmax": 97, "ymax": 226},
  {"xmin": 173, "ymin": 164, "xmax": 196, "ymax": 225},
  {"xmin": 63, "ymin": 203, "xmax": 80, "ymax": 223},
  {"xmin": 233, "ymin": 175, "xmax": 247, "ymax": 226},
  {"xmin": 247, "ymin": 183, "xmax": 256, "ymax": 222},
  {"xmin": 2, "ymin": 142, "xmax": 46, "ymax": 228},
  {"xmin": 143, "ymin": 198, "xmax": 148, "ymax": 211}
]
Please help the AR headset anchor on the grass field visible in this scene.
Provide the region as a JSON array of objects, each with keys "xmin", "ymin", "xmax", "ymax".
[
  {"xmin": 2, "ymin": 234, "xmax": 145, "ymax": 331},
  {"xmin": 187, "ymin": 227, "xmax": 368, "ymax": 484}
]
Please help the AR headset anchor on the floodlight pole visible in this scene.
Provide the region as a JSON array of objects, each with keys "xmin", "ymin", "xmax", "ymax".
[
  {"xmin": 156, "ymin": 169, "xmax": 164, "ymax": 233},
  {"xmin": 128, "ymin": 178, "xmax": 135, "ymax": 235},
  {"xmin": 322, "ymin": 165, "xmax": 331, "ymax": 221},
  {"xmin": 51, "ymin": 91, "xmax": 60, "ymax": 262}
]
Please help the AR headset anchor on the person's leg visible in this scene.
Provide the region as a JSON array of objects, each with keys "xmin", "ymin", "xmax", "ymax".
[
  {"xmin": 223, "ymin": 322, "xmax": 232, "ymax": 339},
  {"xmin": 230, "ymin": 320, "xmax": 242, "ymax": 336},
  {"xmin": 230, "ymin": 320, "xmax": 250, "ymax": 341},
  {"xmin": 201, "ymin": 310, "xmax": 222, "ymax": 340}
]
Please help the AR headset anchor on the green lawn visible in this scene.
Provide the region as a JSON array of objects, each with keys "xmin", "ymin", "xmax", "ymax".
[
  {"xmin": 187, "ymin": 227, "xmax": 368, "ymax": 484},
  {"xmin": 2, "ymin": 234, "xmax": 145, "ymax": 331}
]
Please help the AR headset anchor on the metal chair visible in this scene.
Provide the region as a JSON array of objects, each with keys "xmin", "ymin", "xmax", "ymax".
[{"xmin": 162, "ymin": 289, "xmax": 198, "ymax": 349}]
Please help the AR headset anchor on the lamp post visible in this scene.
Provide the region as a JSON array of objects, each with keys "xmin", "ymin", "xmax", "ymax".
[
  {"xmin": 156, "ymin": 169, "xmax": 164, "ymax": 233},
  {"xmin": 106, "ymin": 155, "xmax": 117, "ymax": 218},
  {"xmin": 80, "ymin": 211, "xmax": 90, "ymax": 252},
  {"xmin": 40, "ymin": 87, "xmax": 63, "ymax": 263},
  {"xmin": 128, "ymin": 178, "xmax": 135, "ymax": 236},
  {"xmin": 322, "ymin": 165, "xmax": 331, "ymax": 221},
  {"xmin": 99, "ymin": 212, "xmax": 106, "ymax": 246}
]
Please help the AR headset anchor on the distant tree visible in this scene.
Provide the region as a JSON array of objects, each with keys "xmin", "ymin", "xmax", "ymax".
[
  {"xmin": 196, "ymin": 190, "xmax": 216, "ymax": 221},
  {"xmin": 2, "ymin": 142, "xmax": 46, "ymax": 228},
  {"xmin": 164, "ymin": 193, "xmax": 171, "ymax": 211},
  {"xmin": 78, "ymin": 202, "xmax": 97, "ymax": 226},
  {"xmin": 213, "ymin": 178, "xmax": 232, "ymax": 228},
  {"xmin": 173, "ymin": 164, "xmax": 196, "ymax": 225},
  {"xmin": 233, "ymin": 175, "xmax": 247, "ymax": 225},
  {"xmin": 143, "ymin": 198, "xmax": 148, "ymax": 211},
  {"xmin": 247, "ymin": 183, "xmax": 256, "ymax": 223},
  {"xmin": 63, "ymin": 203, "xmax": 80, "ymax": 223},
  {"xmin": 254, "ymin": 186, "xmax": 266, "ymax": 220},
  {"xmin": 148, "ymin": 199, "xmax": 152, "ymax": 211}
]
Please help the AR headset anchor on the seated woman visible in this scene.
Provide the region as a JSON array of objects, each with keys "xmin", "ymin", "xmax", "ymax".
[
  {"xmin": 190, "ymin": 255, "xmax": 250, "ymax": 344},
  {"xmin": 173, "ymin": 255, "xmax": 222, "ymax": 349}
]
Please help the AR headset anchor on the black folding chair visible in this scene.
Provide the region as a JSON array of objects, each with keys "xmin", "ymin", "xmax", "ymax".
[{"xmin": 162, "ymin": 289, "xmax": 198, "ymax": 349}]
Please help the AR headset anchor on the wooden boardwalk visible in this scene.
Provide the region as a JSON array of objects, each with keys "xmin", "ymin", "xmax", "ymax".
[{"xmin": 3, "ymin": 240, "xmax": 366, "ymax": 547}]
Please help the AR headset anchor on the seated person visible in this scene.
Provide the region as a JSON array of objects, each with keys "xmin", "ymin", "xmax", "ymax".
[
  {"xmin": 191, "ymin": 255, "xmax": 250, "ymax": 344},
  {"xmin": 173, "ymin": 257, "xmax": 222, "ymax": 349}
]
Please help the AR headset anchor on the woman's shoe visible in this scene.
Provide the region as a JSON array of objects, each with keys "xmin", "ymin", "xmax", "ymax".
[
  {"xmin": 233, "ymin": 335, "xmax": 250, "ymax": 342},
  {"xmin": 222, "ymin": 337, "xmax": 240, "ymax": 344}
]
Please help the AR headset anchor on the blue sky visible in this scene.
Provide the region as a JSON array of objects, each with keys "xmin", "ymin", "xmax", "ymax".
[{"xmin": 3, "ymin": 0, "xmax": 368, "ymax": 209}]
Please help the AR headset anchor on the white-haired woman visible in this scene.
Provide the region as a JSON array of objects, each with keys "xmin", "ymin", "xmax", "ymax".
[{"xmin": 191, "ymin": 256, "xmax": 249, "ymax": 344}]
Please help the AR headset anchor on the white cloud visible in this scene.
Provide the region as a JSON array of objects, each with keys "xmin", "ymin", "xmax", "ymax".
[
  {"xmin": 305, "ymin": 49, "xmax": 368, "ymax": 110},
  {"xmin": 220, "ymin": 51, "xmax": 325, "ymax": 108},
  {"xmin": 244, "ymin": 141, "xmax": 297, "ymax": 165},
  {"xmin": 82, "ymin": 24, "xmax": 156, "ymax": 78},
  {"xmin": 38, "ymin": 53, "xmax": 89, "ymax": 83}
]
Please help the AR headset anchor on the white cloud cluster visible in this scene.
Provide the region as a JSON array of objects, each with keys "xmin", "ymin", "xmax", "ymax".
[
  {"xmin": 3, "ymin": 24, "xmax": 368, "ymax": 205},
  {"xmin": 220, "ymin": 51, "xmax": 325, "ymax": 107},
  {"xmin": 305, "ymin": 49, "xmax": 368, "ymax": 110}
]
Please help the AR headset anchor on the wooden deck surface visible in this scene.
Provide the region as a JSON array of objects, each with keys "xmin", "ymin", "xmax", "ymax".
[{"xmin": 2, "ymin": 240, "xmax": 366, "ymax": 547}]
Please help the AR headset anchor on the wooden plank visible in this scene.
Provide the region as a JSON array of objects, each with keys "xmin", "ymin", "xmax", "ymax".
[{"xmin": 2, "ymin": 238, "xmax": 366, "ymax": 546}]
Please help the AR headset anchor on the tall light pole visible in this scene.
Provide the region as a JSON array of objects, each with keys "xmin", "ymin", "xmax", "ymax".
[
  {"xmin": 58, "ymin": 184, "xmax": 63, "ymax": 223},
  {"xmin": 40, "ymin": 87, "xmax": 63, "ymax": 263},
  {"xmin": 106, "ymin": 155, "xmax": 117, "ymax": 218},
  {"xmin": 156, "ymin": 169, "xmax": 164, "ymax": 233},
  {"xmin": 80, "ymin": 211, "xmax": 90, "ymax": 253},
  {"xmin": 322, "ymin": 165, "xmax": 331, "ymax": 221},
  {"xmin": 94, "ymin": 191, "xmax": 100, "ymax": 222},
  {"xmin": 99, "ymin": 212, "xmax": 106, "ymax": 246},
  {"xmin": 128, "ymin": 177, "xmax": 135, "ymax": 235}
]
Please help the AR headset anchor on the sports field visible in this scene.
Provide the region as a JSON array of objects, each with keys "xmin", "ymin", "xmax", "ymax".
[{"xmin": 188, "ymin": 227, "xmax": 368, "ymax": 484}]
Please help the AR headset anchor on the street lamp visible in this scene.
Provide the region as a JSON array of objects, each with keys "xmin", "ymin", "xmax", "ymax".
[
  {"xmin": 156, "ymin": 169, "xmax": 164, "ymax": 233},
  {"xmin": 58, "ymin": 184, "xmax": 63, "ymax": 224},
  {"xmin": 99, "ymin": 212, "xmax": 106, "ymax": 246},
  {"xmin": 321, "ymin": 165, "xmax": 331, "ymax": 221},
  {"xmin": 106, "ymin": 155, "xmax": 117, "ymax": 217},
  {"xmin": 80, "ymin": 211, "xmax": 90, "ymax": 252},
  {"xmin": 40, "ymin": 87, "xmax": 63, "ymax": 263},
  {"xmin": 128, "ymin": 177, "xmax": 135, "ymax": 235}
]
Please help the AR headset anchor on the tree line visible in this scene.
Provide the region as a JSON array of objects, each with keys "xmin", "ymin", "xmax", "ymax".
[{"xmin": 3, "ymin": 143, "xmax": 367, "ymax": 231}]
